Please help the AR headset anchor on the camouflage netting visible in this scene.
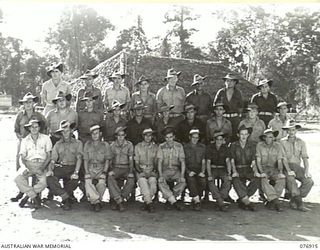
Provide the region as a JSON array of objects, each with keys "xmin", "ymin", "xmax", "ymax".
[{"xmin": 70, "ymin": 50, "xmax": 257, "ymax": 103}]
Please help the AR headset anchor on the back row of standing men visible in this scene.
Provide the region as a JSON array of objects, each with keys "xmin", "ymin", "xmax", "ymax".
[{"xmin": 12, "ymin": 62, "xmax": 313, "ymax": 213}]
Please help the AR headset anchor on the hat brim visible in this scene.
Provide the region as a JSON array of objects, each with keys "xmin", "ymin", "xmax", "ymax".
[
  {"xmin": 277, "ymin": 103, "xmax": 292, "ymax": 111},
  {"xmin": 259, "ymin": 131, "xmax": 279, "ymax": 140},
  {"xmin": 24, "ymin": 120, "xmax": 45, "ymax": 132},
  {"xmin": 282, "ymin": 124, "xmax": 302, "ymax": 130},
  {"xmin": 107, "ymin": 103, "xmax": 126, "ymax": 112},
  {"xmin": 257, "ymin": 80, "xmax": 273, "ymax": 89},
  {"xmin": 19, "ymin": 96, "xmax": 39, "ymax": 104},
  {"xmin": 159, "ymin": 105, "xmax": 175, "ymax": 113},
  {"xmin": 238, "ymin": 127, "xmax": 253, "ymax": 135},
  {"xmin": 212, "ymin": 133, "xmax": 227, "ymax": 139},
  {"xmin": 191, "ymin": 76, "xmax": 207, "ymax": 86},
  {"xmin": 222, "ymin": 76, "xmax": 239, "ymax": 81},
  {"xmin": 131, "ymin": 105, "xmax": 148, "ymax": 111},
  {"xmin": 135, "ymin": 78, "xmax": 151, "ymax": 85},
  {"xmin": 80, "ymin": 95, "xmax": 99, "ymax": 101},
  {"xmin": 52, "ymin": 94, "xmax": 72, "ymax": 104},
  {"xmin": 80, "ymin": 74, "xmax": 99, "ymax": 79},
  {"xmin": 55, "ymin": 122, "xmax": 76, "ymax": 133},
  {"xmin": 211, "ymin": 104, "xmax": 228, "ymax": 112},
  {"xmin": 164, "ymin": 72, "xmax": 181, "ymax": 80},
  {"xmin": 162, "ymin": 126, "xmax": 175, "ymax": 136},
  {"xmin": 46, "ymin": 63, "xmax": 63, "ymax": 77},
  {"xmin": 114, "ymin": 126, "xmax": 127, "ymax": 135}
]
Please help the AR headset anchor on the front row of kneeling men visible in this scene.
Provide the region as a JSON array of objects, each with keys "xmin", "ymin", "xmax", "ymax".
[{"xmin": 15, "ymin": 118, "xmax": 313, "ymax": 213}]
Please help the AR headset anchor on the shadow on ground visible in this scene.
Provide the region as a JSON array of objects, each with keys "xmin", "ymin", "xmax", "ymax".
[{"xmin": 31, "ymin": 200, "xmax": 320, "ymax": 241}]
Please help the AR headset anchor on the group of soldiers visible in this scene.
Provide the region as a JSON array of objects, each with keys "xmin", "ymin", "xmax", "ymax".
[{"xmin": 11, "ymin": 61, "xmax": 314, "ymax": 213}]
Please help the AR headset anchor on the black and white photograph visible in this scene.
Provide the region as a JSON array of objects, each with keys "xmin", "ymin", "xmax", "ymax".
[{"xmin": 0, "ymin": 1, "xmax": 319, "ymax": 248}]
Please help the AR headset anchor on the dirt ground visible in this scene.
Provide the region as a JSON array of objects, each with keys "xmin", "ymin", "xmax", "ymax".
[{"xmin": 0, "ymin": 114, "xmax": 319, "ymax": 242}]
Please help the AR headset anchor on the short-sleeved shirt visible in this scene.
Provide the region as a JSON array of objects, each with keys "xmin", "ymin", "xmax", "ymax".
[
  {"xmin": 206, "ymin": 144, "xmax": 230, "ymax": 167},
  {"xmin": 126, "ymin": 117, "xmax": 153, "ymax": 145},
  {"xmin": 238, "ymin": 118, "xmax": 266, "ymax": 144},
  {"xmin": 186, "ymin": 90, "xmax": 212, "ymax": 116},
  {"xmin": 206, "ymin": 117, "xmax": 232, "ymax": 141},
  {"xmin": 78, "ymin": 109, "xmax": 104, "ymax": 140},
  {"xmin": 268, "ymin": 114, "xmax": 290, "ymax": 140},
  {"xmin": 76, "ymin": 86, "xmax": 103, "ymax": 112},
  {"xmin": 176, "ymin": 118, "xmax": 206, "ymax": 144},
  {"xmin": 157, "ymin": 141, "xmax": 185, "ymax": 169},
  {"xmin": 256, "ymin": 141, "xmax": 283, "ymax": 167},
  {"xmin": 251, "ymin": 92, "xmax": 278, "ymax": 114},
  {"xmin": 41, "ymin": 79, "xmax": 71, "ymax": 106},
  {"xmin": 20, "ymin": 133, "xmax": 52, "ymax": 161},
  {"xmin": 46, "ymin": 108, "xmax": 78, "ymax": 134},
  {"xmin": 131, "ymin": 91, "xmax": 157, "ymax": 116},
  {"xmin": 52, "ymin": 138, "xmax": 83, "ymax": 166},
  {"xmin": 280, "ymin": 137, "xmax": 308, "ymax": 165},
  {"xmin": 14, "ymin": 110, "xmax": 47, "ymax": 138},
  {"xmin": 134, "ymin": 142, "xmax": 158, "ymax": 172},
  {"xmin": 110, "ymin": 140, "xmax": 134, "ymax": 167},
  {"xmin": 103, "ymin": 84, "xmax": 131, "ymax": 109},
  {"xmin": 102, "ymin": 116, "xmax": 127, "ymax": 143},
  {"xmin": 229, "ymin": 141, "xmax": 256, "ymax": 166},
  {"xmin": 183, "ymin": 142, "xmax": 206, "ymax": 173},
  {"xmin": 214, "ymin": 87, "xmax": 243, "ymax": 114},
  {"xmin": 156, "ymin": 85, "xmax": 186, "ymax": 114},
  {"xmin": 154, "ymin": 117, "xmax": 175, "ymax": 143},
  {"xmin": 83, "ymin": 141, "xmax": 112, "ymax": 175}
]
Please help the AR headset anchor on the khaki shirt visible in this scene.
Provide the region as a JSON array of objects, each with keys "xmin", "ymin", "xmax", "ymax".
[
  {"xmin": 103, "ymin": 84, "xmax": 131, "ymax": 108},
  {"xmin": 156, "ymin": 85, "xmax": 186, "ymax": 114},
  {"xmin": 110, "ymin": 140, "xmax": 134, "ymax": 167},
  {"xmin": 76, "ymin": 86, "xmax": 103, "ymax": 112},
  {"xmin": 46, "ymin": 108, "xmax": 78, "ymax": 133},
  {"xmin": 14, "ymin": 110, "xmax": 47, "ymax": 138},
  {"xmin": 183, "ymin": 142, "xmax": 206, "ymax": 173},
  {"xmin": 157, "ymin": 141, "xmax": 185, "ymax": 169},
  {"xmin": 256, "ymin": 141, "xmax": 283, "ymax": 168},
  {"xmin": 134, "ymin": 141, "xmax": 158, "ymax": 173},
  {"xmin": 78, "ymin": 109, "xmax": 104, "ymax": 140},
  {"xmin": 52, "ymin": 138, "xmax": 83, "ymax": 165},
  {"xmin": 280, "ymin": 136, "xmax": 308, "ymax": 165},
  {"xmin": 268, "ymin": 114, "xmax": 290, "ymax": 140},
  {"xmin": 84, "ymin": 141, "xmax": 112, "ymax": 175},
  {"xmin": 206, "ymin": 117, "xmax": 232, "ymax": 140},
  {"xmin": 131, "ymin": 91, "xmax": 157, "ymax": 116},
  {"xmin": 239, "ymin": 118, "xmax": 266, "ymax": 144},
  {"xmin": 20, "ymin": 133, "xmax": 52, "ymax": 161},
  {"xmin": 41, "ymin": 79, "xmax": 71, "ymax": 106}
]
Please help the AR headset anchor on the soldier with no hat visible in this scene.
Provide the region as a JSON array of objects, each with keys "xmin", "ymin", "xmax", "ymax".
[
  {"xmin": 107, "ymin": 126, "xmax": 135, "ymax": 212},
  {"xmin": 230, "ymin": 125, "xmax": 260, "ymax": 211},
  {"xmin": 157, "ymin": 126, "xmax": 186, "ymax": 211}
]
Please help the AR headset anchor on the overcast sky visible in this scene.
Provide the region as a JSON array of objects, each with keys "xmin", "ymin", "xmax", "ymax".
[{"xmin": 1, "ymin": 2, "xmax": 319, "ymax": 56}]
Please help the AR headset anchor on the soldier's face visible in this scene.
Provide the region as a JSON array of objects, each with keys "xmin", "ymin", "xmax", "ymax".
[
  {"xmin": 51, "ymin": 69, "xmax": 62, "ymax": 80},
  {"xmin": 30, "ymin": 123, "xmax": 40, "ymax": 135},
  {"xmin": 113, "ymin": 76, "xmax": 122, "ymax": 85},
  {"xmin": 116, "ymin": 132, "xmax": 126, "ymax": 143},
  {"xmin": 143, "ymin": 133, "xmax": 152, "ymax": 143},
  {"xmin": 139, "ymin": 81, "xmax": 149, "ymax": 92},
  {"xmin": 196, "ymin": 81, "xmax": 204, "ymax": 90},
  {"xmin": 287, "ymin": 127, "xmax": 297, "ymax": 137},
  {"xmin": 162, "ymin": 110, "xmax": 170, "ymax": 118},
  {"xmin": 165, "ymin": 132, "xmax": 174, "ymax": 144},
  {"xmin": 135, "ymin": 108, "xmax": 144, "ymax": 117},
  {"xmin": 260, "ymin": 84, "xmax": 270, "ymax": 94},
  {"xmin": 214, "ymin": 136, "xmax": 224, "ymax": 147},
  {"xmin": 91, "ymin": 129, "xmax": 100, "ymax": 141},
  {"xmin": 62, "ymin": 127, "xmax": 71, "ymax": 140},
  {"xmin": 239, "ymin": 130, "xmax": 249, "ymax": 142},
  {"xmin": 265, "ymin": 134, "xmax": 274, "ymax": 145},
  {"xmin": 279, "ymin": 106, "xmax": 288, "ymax": 115},
  {"xmin": 167, "ymin": 76, "xmax": 178, "ymax": 87},
  {"xmin": 190, "ymin": 133, "xmax": 200, "ymax": 145},
  {"xmin": 113, "ymin": 107, "xmax": 121, "ymax": 116},
  {"xmin": 23, "ymin": 100, "xmax": 34, "ymax": 110},
  {"xmin": 57, "ymin": 98, "xmax": 67, "ymax": 109},
  {"xmin": 186, "ymin": 109, "xmax": 195, "ymax": 120},
  {"xmin": 248, "ymin": 109, "xmax": 258, "ymax": 119},
  {"xmin": 86, "ymin": 99, "xmax": 94, "ymax": 109},
  {"xmin": 214, "ymin": 107, "xmax": 225, "ymax": 117},
  {"xmin": 225, "ymin": 79, "xmax": 236, "ymax": 89}
]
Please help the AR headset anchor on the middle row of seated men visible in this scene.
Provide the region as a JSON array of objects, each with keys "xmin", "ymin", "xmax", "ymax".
[{"xmin": 15, "ymin": 113, "xmax": 313, "ymax": 214}]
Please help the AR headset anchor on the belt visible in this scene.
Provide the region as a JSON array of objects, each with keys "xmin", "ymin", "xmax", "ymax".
[
  {"xmin": 55, "ymin": 163, "xmax": 75, "ymax": 168},
  {"xmin": 211, "ymin": 165, "xmax": 225, "ymax": 169},
  {"xmin": 224, "ymin": 113, "xmax": 239, "ymax": 118},
  {"xmin": 114, "ymin": 164, "xmax": 129, "ymax": 169},
  {"xmin": 236, "ymin": 164, "xmax": 250, "ymax": 169},
  {"xmin": 169, "ymin": 113, "xmax": 182, "ymax": 118},
  {"xmin": 30, "ymin": 158, "xmax": 45, "ymax": 163},
  {"xmin": 259, "ymin": 112, "xmax": 273, "ymax": 116}
]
